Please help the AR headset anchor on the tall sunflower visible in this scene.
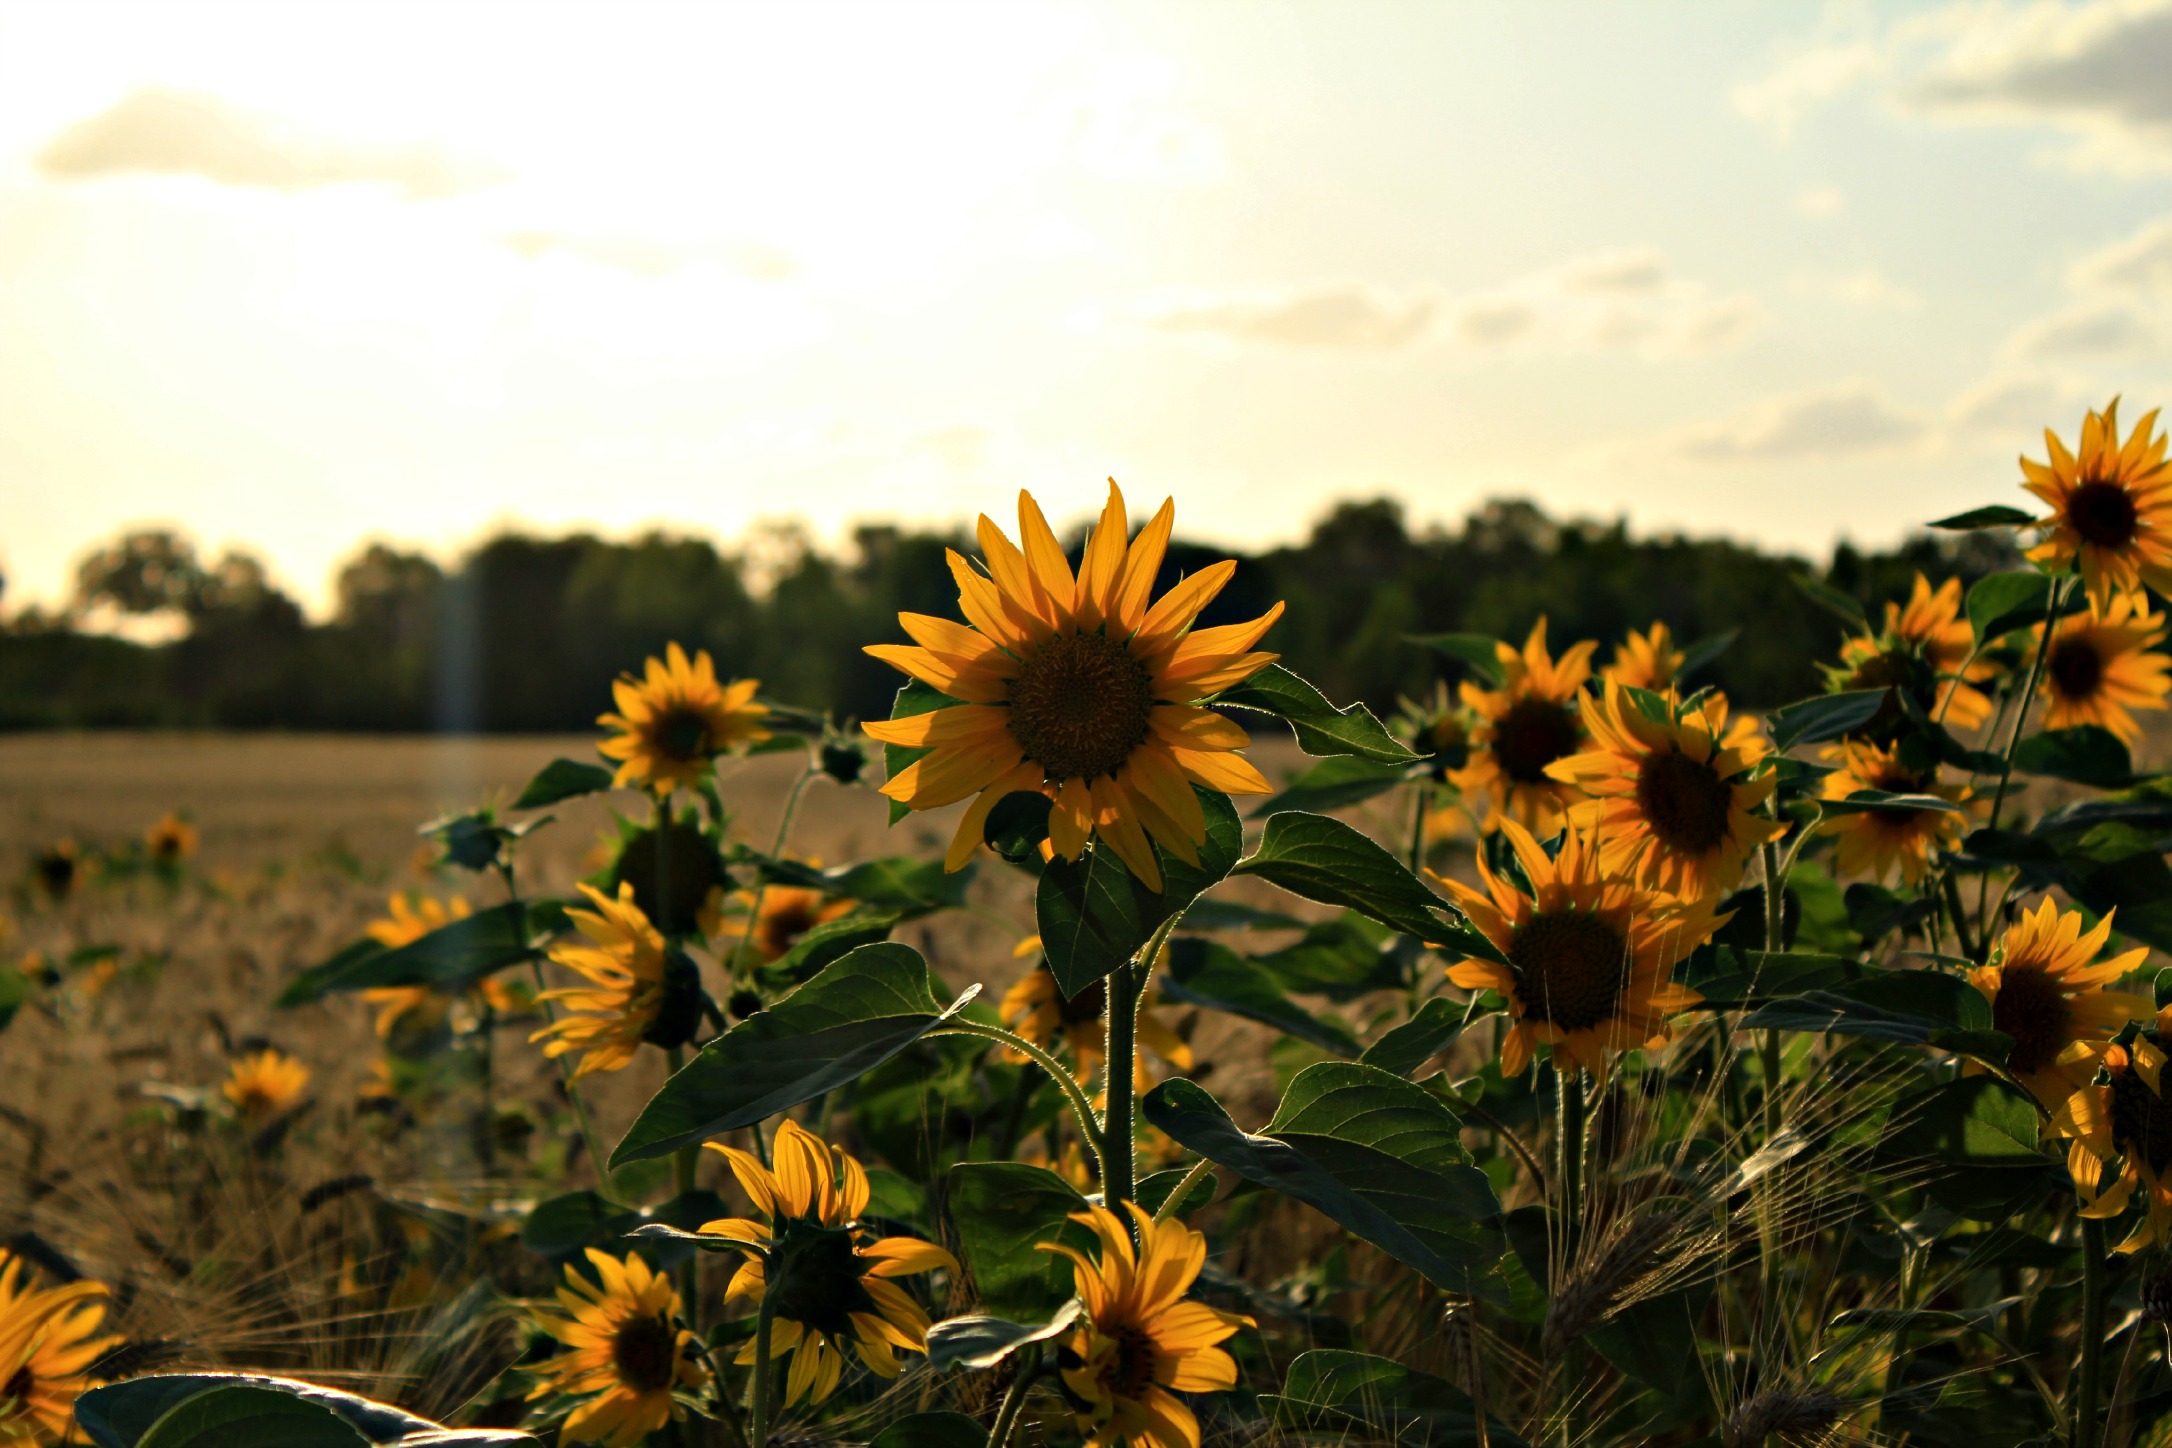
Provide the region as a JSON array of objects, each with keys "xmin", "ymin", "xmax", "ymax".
[
  {"xmin": 361, "ymin": 891, "xmax": 474, "ymax": 1038},
  {"xmin": 1969, "ymin": 899, "xmax": 2152, "ymax": 1110},
  {"xmin": 863, "ymin": 483, "xmax": 1282, "ymax": 891},
  {"xmin": 597, "ymin": 643, "xmax": 770, "ymax": 796},
  {"xmin": 528, "ymin": 1249, "xmax": 709, "ymax": 1448},
  {"xmin": 1434, "ymin": 823, "xmax": 1719, "ymax": 1080},
  {"xmin": 1447, "ymin": 618, "xmax": 1598, "ymax": 834},
  {"xmin": 1038, "ymin": 1201, "xmax": 1252, "ymax": 1448},
  {"xmin": 144, "ymin": 812, "xmax": 198, "ymax": 867},
  {"xmin": 2052, "ymin": 1033, "xmax": 2172, "ymax": 1254},
  {"xmin": 699, "ymin": 1119, "xmax": 956, "ymax": 1406},
  {"xmin": 2023, "ymin": 398, "xmax": 2172, "ymax": 610},
  {"xmin": 1546, "ymin": 681, "xmax": 1783, "ymax": 902},
  {"xmin": 712, "ymin": 881, "xmax": 855, "ymax": 964},
  {"xmin": 223, "ymin": 1049, "xmax": 309, "ymax": 1117},
  {"xmin": 1817, "ymin": 741, "xmax": 1970, "ymax": 885},
  {"xmin": 0, "ymin": 1250, "xmax": 119, "ymax": 1444},
  {"xmin": 529, "ymin": 882, "xmax": 670, "ymax": 1080},
  {"xmin": 1834, "ymin": 573, "xmax": 1997, "ymax": 731},
  {"xmin": 2036, "ymin": 593, "xmax": 2172, "ymax": 744},
  {"xmin": 1602, "ymin": 622, "xmax": 1683, "ymax": 693},
  {"xmin": 1001, "ymin": 938, "xmax": 1194, "ymax": 1086}
]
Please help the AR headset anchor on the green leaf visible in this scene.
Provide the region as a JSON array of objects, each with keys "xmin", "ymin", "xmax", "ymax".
[
  {"xmin": 1181, "ymin": 899, "xmax": 1306, "ymax": 932},
  {"xmin": 1819, "ymin": 789, "xmax": 1968, "ymax": 816},
  {"xmin": 1879, "ymin": 1078, "xmax": 2058, "ymax": 1219},
  {"xmin": 826, "ymin": 857, "xmax": 973, "ymax": 914},
  {"xmin": 943, "ymin": 1162, "xmax": 1097, "ymax": 1320},
  {"xmin": 1684, "ymin": 950, "xmax": 1881, "ymax": 1007},
  {"xmin": 1676, "ymin": 628, "xmax": 1739, "ymax": 681},
  {"xmin": 1213, "ymin": 664, "xmax": 1420, "ymax": 763},
  {"xmin": 513, "ymin": 758, "xmax": 615, "ymax": 809},
  {"xmin": 1360, "ymin": 997, "xmax": 1468, "ymax": 1076},
  {"xmin": 1234, "ymin": 812, "xmax": 1500, "ymax": 959},
  {"xmin": 1253, "ymin": 914, "xmax": 1402, "ymax": 999},
  {"xmin": 277, "ymin": 903, "xmax": 535, "ymax": 1007},
  {"xmin": 1739, "ymin": 970, "xmax": 2008, "ymax": 1062},
  {"xmin": 1143, "ymin": 1063, "xmax": 1504, "ymax": 1288},
  {"xmin": 138, "ymin": 1388, "xmax": 367, "ymax": 1448},
  {"xmin": 1265, "ymin": 1350, "xmax": 1529, "ymax": 1448},
  {"xmin": 1035, "ymin": 787, "xmax": 1242, "ymax": 997},
  {"xmin": 2012, "ymin": 726, "xmax": 2137, "ymax": 787},
  {"xmin": 1842, "ymin": 886, "xmax": 1938, "ymax": 944},
  {"xmin": 881, "ymin": 680, "xmax": 957, "ymax": 825},
  {"xmin": 1137, "ymin": 1165, "xmax": 1218, "ymax": 1218},
  {"xmin": 1966, "ymin": 570, "xmax": 2053, "ymax": 642},
  {"xmin": 1793, "ymin": 574, "xmax": 1868, "ymax": 630},
  {"xmin": 924, "ymin": 1300, "xmax": 1083, "ymax": 1372},
  {"xmin": 0, "ymin": 966, "xmax": 35, "ymax": 1032},
  {"xmin": 611, "ymin": 943, "xmax": 973, "ymax": 1165},
  {"xmin": 756, "ymin": 910, "xmax": 904, "ymax": 989},
  {"xmin": 1254, "ymin": 755, "xmax": 1415, "ymax": 817},
  {"xmin": 521, "ymin": 1191, "xmax": 640, "ymax": 1261},
  {"xmin": 1766, "ymin": 690, "xmax": 1888, "ymax": 753},
  {"xmin": 867, "ymin": 1413, "xmax": 988, "ymax": 1448},
  {"xmin": 1406, "ymin": 633, "xmax": 1508, "ymax": 686},
  {"xmin": 76, "ymin": 1374, "xmax": 536, "ymax": 1448},
  {"xmin": 1161, "ymin": 937, "xmax": 1360, "ymax": 1054},
  {"xmin": 1931, "ymin": 504, "xmax": 2035, "ymax": 531}
]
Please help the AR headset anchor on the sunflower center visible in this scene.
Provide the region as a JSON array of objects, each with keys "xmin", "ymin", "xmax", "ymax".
[
  {"xmin": 767, "ymin": 1221, "xmax": 876, "ymax": 1341},
  {"xmin": 1097, "ymin": 1323, "xmax": 1159, "ymax": 1402},
  {"xmin": 1493, "ymin": 698, "xmax": 1581, "ymax": 785},
  {"xmin": 760, "ymin": 899, "xmax": 821, "ymax": 956},
  {"xmin": 1509, "ymin": 910, "xmax": 1630, "ymax": 1032},
  {"xmin": 2049, "ymin": 637, "xmax": 2106, "ymax": 702},
  {"xmin": 1634, "ymin": 749, "xmax": 1734, "ymax": 856},
  {"xmin": 2111, "ymin": 1063, "xmax": 2172, "ymax": 1176},
  {"xmin": 651, "ymin": 705, "xmax": 714, "ymax": 763},
  {"xmin": 1006, "ymin": 630, "xmax": 1156, "ymax": 781},
  {"xmin": 1845, "ymin": 650, "xmax": 1912, "ymax": 692},
  {"xmin": 3, "ymin": 1366, "xmax": 33, "ymax": 1404},
  {"xmin": 1990, "ymin": 964, "xmax": 2074, "ymax": 1078},
  {"xmin": 2068, "ymin": 479, "xmax": 2140, "ymax": 549},
  {"xmin": 610, "ymin": 1312, "xmax": 679, "ymax": 1394}
]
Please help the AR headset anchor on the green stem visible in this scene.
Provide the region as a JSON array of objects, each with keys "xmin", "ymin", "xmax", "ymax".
[
  {"xmin": 1152, "ymin": 1157, "xmax": 1216, "ymax": 1224},
  {"xmin": 1105, "ymin": 958, "xmax": 1141, "ymax": 1211},
  {"xmin": 1557, "ymin": 1065, "xmax": 1584, "ymax": 1249},
  {"xmin": 933, "ymin": 1020, "xmax": 1108, "ymax": 1181},
  {"xmin": 736, "ymin": 765, "xmax": 820, "ymax": 974},
  {"xmin": 666, "ymin": 1045, "xmax": 699, "ymax": 1323},
  {"xmin": 748, "ymin": 1291, "xmax": 776, "ymax": 1448},
  {"xmin": 476, "ymin": 997, "xmax": 497, "ymax": 1176},
  {"xmin": 1760, "ymin": 839, "xmax": 1787, "ymax": 1140},
  {"xmin": 1407, "ymin": 779, "xmax": 1429, "ymax": 877},
  {"xmin": 985, "ymin": 1352, "xmax": 1046, "ymax": 1448},
  {"xmin": 2076, "ymin": 1217, "xmax": 2107, "ymax": 1448},
  {"xmin": 1980, "ymin": 576, "xmax": 2071, "ymax": 931}
]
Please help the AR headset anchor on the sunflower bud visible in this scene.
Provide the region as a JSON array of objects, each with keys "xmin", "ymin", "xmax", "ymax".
[{"xmin": 640, "ymin": 947, "xmax": 704, "ymax": 1051}]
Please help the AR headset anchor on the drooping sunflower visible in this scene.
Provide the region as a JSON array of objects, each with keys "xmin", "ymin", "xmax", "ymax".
[
  {"xmin": 1602, "ymin": 622, "xmax": 1684, "ymax": 693},
  {"xmin": 1038, "ymin": 1201, "xmax": 1253, "ymax": 1448},
  {"xmin": 529, "ymin": 883, "xmax": 671, "ymax": 1080},
  {"xmin": 223, "ymin": 1049, "xmax": 309, "ymax": 1117},
  {"xmin": 0, "ymin": 1250, "xmax": 120, "ymax": 1444},
  {"xmin": 1000, "ymin": 937, "xmax": 1194, "ymax": 1086},
  {"xmin": 1969, "ymin": 899, "xmax": 2152, "ymax": 1110},
  {"xmin": 1448, "ymin": 618, "xmax": 1598, "ymax": 834},
  {"xmin": 1546, "ymin": 681, "xmax": 1783, "ymax": 902},
  {"xmin": 144, "ymin": 812, "xmax": 198, "ymax": 867},
  {"xmin": 700, "ymin": 1119, "xmax": 956, "ymax": 1406},
  {"xmin": 528, "ymin": 1249, "xmax": 709, "ymax": 1448},
  {"xmin": 2036, "ymin": 593, "xmax": 2172, "ymax": 744},
  {"xmin": 2023, "ymin": 398, "xmax": 2172, "ymax": 610},
  {"xmin": 712, "ymin": 880, "xmax": 855, "ymax": 964},
  {"xmin": 863, "ymin": 483, "xmax": 1283, "ymax": 891},
  {"xmin": 1817, "ymin": 741, "xmax": 1970, "ymax": 885},
  {"xmin": 597, "ymin": 643, "xmax": 770, "ymax": 796},
  {"xmin": 2052, "ymin": 1032, "xmax": 2172, "ymax": 1254},
  {"xmin": 361, "ymin": 891, "xmax": 474, "ymax": 1038},
  {"xmin": 1834, "ymin": 573, "xmax": 1998, "ymax": 731},
  {"xmin": 1434, "ymin": 823, "xmax": 1719, "ymax": 1080}
]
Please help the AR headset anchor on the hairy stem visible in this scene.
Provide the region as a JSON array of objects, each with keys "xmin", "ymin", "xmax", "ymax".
[
  {"xmin": 1152, "ymin": 1157, "xmax": 1216, "ymax": 1224},
  {"xmin": 1105, "ymin": 957, "xmax": 1141, "ymax": 1210},
  {"xmin": 1557, "ymin": 1064, "xmax": 1584, "ymax": 1250},
  {"xmin": 748, "ymin": 1291, "xmax": 777, "ymax": 1448},
  {"xmin": 932, "ymin": 1020, "xmax": 1108, "ymax": 1183},
  {"xmin": 985, "ymin": 1352, "xmax": 1046, "ymax": 1448},
  {"xmin": 2076, "ymin": 1216, "xmax": 2107, "ymax": 1448}
]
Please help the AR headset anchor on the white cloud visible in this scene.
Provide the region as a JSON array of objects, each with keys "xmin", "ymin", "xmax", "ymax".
[
  {"xmin": 1620, "ymin": 382, "xmax": 1929, "ymax": 464},
  {"xmin": 1141, "ymin": 284, "xmax": 1441, "ymax": 351},
  {"xmin": 1733, "ymin": 41, "xmax": 1883, "ymax": 141},
  {"xmin": 1946, "ymin": 372, "xmax": 2095, "ymax": 431},
  {"xmin": 1791, "ymin": 268, "xmax": 1924, "ymax": 310},
  {"xmin": 1559, "ymin": 249, "xmax": 1669, "ymax": 293},
  {"xmin": 2002, "ymin": 299, "xmax": 2159, "ymax": 357},
  {"xmin": 34, "ymin": 87, "xmax": 505, "ymax": 199},
  {"xmin": 1795, "ymin": 186, "xmax": 1847, "ymax": 217},
  {"xmin": 2071, "ymin": 215, "xmax": 2172, "ymax": 293},
  {"xmin": 502, "ymin": 232, "xmax": 800, "ymax": 282}
]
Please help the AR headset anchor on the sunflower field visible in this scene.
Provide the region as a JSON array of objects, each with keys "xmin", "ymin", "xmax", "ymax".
[{"xmin": 11, "ymin": 401, "xmax": 2172, "ymax": 1448}]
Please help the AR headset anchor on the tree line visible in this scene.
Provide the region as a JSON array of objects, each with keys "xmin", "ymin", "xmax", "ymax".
[{"xmin": 0, "ymin": 498, "xmax": 2018, "ymax": 731}]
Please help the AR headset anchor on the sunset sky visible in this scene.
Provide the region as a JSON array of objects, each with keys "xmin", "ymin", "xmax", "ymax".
[{"xmin": 8, "ymin": 0, "xmax": 2172, "ymax": 615}]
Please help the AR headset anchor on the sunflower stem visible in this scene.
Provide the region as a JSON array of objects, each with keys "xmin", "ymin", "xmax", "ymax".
[
  {"xmin": 736, "ymin": 763, "xmax": 821, "ymax": 976},
  {"xmin": 2076, "ymin": 1216, "xmax": 2108, "ymax": 1448},
  {"xmin": 748, "ymin": 1291, "xmax": 777, "ymax": 1448},
  {"xmin": 1407, "ymin": 779, "xmax": 1429, "ymax": 877},
  {"xmin": 1556, "ymin": 1065, "xmax": 1584, "ymax": 1250},
  {"xmin": 986, "ymin": 1350, "xmax": 1046, "ymax": 1448},
  {"xmin": 1759, "ymin": 838, "xmax": 1787, "ymax": 1141},
  {"xmin": 932, "ymin": 1020, "xmax": 1109, "ymax": 1183},
  {"xmin": 1105, "ymin": 958, "xmax": 1142, "ymax": 1211},
  {"xmin": 668, "ymin": 1045, "xmax": 700, "ymax": 1324},
  {"xmin": 1152, "ymin": 1157, "xmax": 1216, "ymax": 1224},
  {"xmin": 1980, "ymin": 575, "xmax": 2072, "ymax": 934}
]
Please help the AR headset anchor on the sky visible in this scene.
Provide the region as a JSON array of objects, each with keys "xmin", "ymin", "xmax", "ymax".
[{"xmin": 8, "ymin": 0, "xmax": 2172, "ymax": 617}]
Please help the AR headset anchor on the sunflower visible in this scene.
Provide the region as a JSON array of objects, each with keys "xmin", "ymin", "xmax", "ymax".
[
  {"xmin": 1968, "ymin": 899, "xmax": 2152, "ymax": 1110},
  {"xmin": 144, "ymin": 812, "xmax": 198, "ymax": 867},
  {"xmin": 1817, "ymin": 741, "xmax": 1970, "ymax": 885},
  {"xmin": 713, "ymin": 882, "xmax": 855, "ymax": 964},
  {"xmin": 863, "ymin": 482, "xmax": 1283, "ymax": 891},
  {"xmin": 1001, "ymin": 937, "xmax": 1194, "ymax": 1086},
  {"xmin": 2023, "ymin": 398, "xmax": 2172, "ymax": 611},
  {"xmin": 528, "ymin": 1249, "xmax": 709, "ymax": 1448},
  {"xmin": 699, "ymin": 1119, "xmax": 956, "ymax": 1406},
  {"xmin": 1834, "ymin": 574, "xmax": 1997, "ymax": 731},
  {"xmin": 223, "ymin": 1049, "xmax": 309, "ymax": 1117},
  {"xmin": 361, "ymin": 892, "xmax": 475, "ymax": 1038},
  {"xmin": 2052, "ymin": 1033, "xmax": 2172, "ymax": 1254},
  {"xmin": 1447, "ymin": 618, "xmax": 1597, "ymax": 834},
  {"xmin": 1039, "ymin": 1202, "xmax": 1252, "ymax": 1448},
  {"xmin": 597, "ymin": 643, "xmax": 769, "ymax": 796},
  {"xmin": 0, "ymin": 1250, "xmax": 120, "ymax": 1444},
  {"xmin": 1546, "ymin": 681, "xmax": 1783, "ymax": 902},
  {"xmin": 31, "ymin": 843, "xmax": 76, "ymax": 900},
  {"xmin": 2036, "ymin": 593, "xmax": 2172, "ymax": 745},
  {"xmin": 1434, "ymin": 823, "xmax": 1719, "ymax": 1080},
  {"xmin": 1603, "ymin": 622, "xmax": 1684, "ymax": 693},
  {"xmin": 529, "ymin": 883, "xmax": 670, "ymax": 1081}
]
